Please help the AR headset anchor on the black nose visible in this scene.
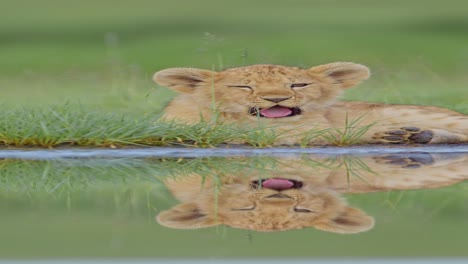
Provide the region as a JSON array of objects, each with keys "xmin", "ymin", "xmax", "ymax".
[{"xmin": 262, "ymin": 97, "xmax": 291, "ymax": 103}]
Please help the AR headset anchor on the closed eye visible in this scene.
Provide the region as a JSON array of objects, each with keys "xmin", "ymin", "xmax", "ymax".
[
  {"xmin": 290, "ymin": 83, "xmax": 310, "ymax": 88},
  {"xmin": 294, "ymin": 208, "xmax": 315, "ymax": 213},
  {"xmin": 227, "ymin": 85, "xmax": 252, "ymax": 90},
  {"xmin": 231, "ymin": 206, "xmax": 256, "ymax": 211}
]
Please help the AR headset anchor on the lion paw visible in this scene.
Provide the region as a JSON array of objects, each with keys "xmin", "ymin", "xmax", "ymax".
[
  {"xmin": 373, "ymin": 127, "xmax": 434, "ymax": 144},
  {"xmin": 373, "ymin": 153, "xmax": 435, "ymax": 169}
]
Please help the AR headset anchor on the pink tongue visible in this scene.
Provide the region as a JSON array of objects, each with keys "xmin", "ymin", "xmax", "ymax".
[
  {"xmin": 260, "ymin": 106, "xmax": 292, "ymax": 118},
  {"xmin": 262, "ymin": 178, "xmax": 294, "ymax": 190}
]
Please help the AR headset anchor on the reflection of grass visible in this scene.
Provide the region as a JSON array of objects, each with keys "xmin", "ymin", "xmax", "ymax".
[
  {"xmin": 341, "ymin": 156, "xmax": 376, "ymax": 186},
  {"xmin": 0, "ymin": 157, "xmax": 278, "ymax": 195},
  {"xmin": 0, "ymin": 158, "xmax": 165, "ymax": 215},
  {"xmin": 2, "ymin": 155, "xmax": 466, "ymax": 208},
  {"xmin": 0, "ymin": 154, "xmax": 368, "ymax": 199},
  {"xmin": 0, "ymin": 157, "xmax": 279, "ymax": 213}
]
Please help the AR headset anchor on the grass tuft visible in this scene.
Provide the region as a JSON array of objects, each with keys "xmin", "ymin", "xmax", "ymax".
[
  {"xmin": 321, "ymin": 113, "xmax": 376, "ymax": 146},
  {"xmin": 0, "ymin": 104, "xmax": 378, "ymax": 148}
]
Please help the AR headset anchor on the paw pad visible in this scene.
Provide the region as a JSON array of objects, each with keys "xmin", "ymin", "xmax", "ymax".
[
  {"xmin": 373, "ymin": 127, "xmax": 434, "ymax": 144},
  {"xmin": 408, "ymin": 130, "xmax": 433, "ymax": 143}
]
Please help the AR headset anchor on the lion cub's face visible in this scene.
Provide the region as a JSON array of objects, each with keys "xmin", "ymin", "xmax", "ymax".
[
  {"xmin": 157, "ymin": 176, "xmax": 374, "ymax": 234},
  {"xmin": 154, "ymin": 63, "xmax": 369, "ymax": 120}
]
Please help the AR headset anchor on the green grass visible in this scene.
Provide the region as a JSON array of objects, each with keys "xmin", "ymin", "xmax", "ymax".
[
  {"xmin": 0, "ymin": 104, "xmax": 253, "ymax": 147},
  {"xmin": 320, "ymin": 113, "xmax": 376, "ymax": 146},
  {"xmin": 0, "ymin": 103, "xmax": 383, "ymax": 147}
]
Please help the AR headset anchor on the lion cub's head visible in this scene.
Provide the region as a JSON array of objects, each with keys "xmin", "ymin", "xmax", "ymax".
[
  {"xmin": 157, "ymin": 176, "xmax": 374, "ymax": 234},
  {"xmin": 154, "ymin": 62, "xmax": 369, "ymax": 120}
]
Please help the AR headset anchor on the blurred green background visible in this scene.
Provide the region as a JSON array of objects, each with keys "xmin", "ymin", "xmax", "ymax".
[{"xmin": 1, "ymin": 0, "xmax": 467, "ymax": 113}]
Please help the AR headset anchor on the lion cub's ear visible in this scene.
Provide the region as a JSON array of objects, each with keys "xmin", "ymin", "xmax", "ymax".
[
  {"xmin": 153, "ymin": 68, "xmax": 217, "ymax": 93},
  {"xmin": 156, "ymin": 203, "xmax": 218, "ymax": 229},
  {"xmin": 314, "ymin": 207, "xmax": 375, "ymax": 234},
  {"xmin": 309, "ymin": 62, "xmax": 370, "ymax": 89}
]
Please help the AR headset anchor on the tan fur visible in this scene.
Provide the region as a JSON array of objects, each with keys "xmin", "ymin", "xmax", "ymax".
[
  {"xmin": 157, "ymin": 154, "xmax": 468, "ymax": 233},
  {"xmin": 154, "ymin": 63, "xmax": 468, "ymax": 145}
]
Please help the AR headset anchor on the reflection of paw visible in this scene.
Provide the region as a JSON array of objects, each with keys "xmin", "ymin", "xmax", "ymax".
[
  {"xmin": 373, "ymin": 153, "xmax": 435, "ymax": 169},
  {"xmin": 373, "ymin": 127, "xmax": 434, "ymax": 144}
]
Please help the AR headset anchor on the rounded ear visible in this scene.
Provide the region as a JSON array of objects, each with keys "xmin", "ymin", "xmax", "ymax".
[
  {"xmin": 153, "ymin": 68, "xmax": 217, "ymax": 93},
  {"xmin": 309, "ymin": 62, "xmax": 370, "ymax": 89},
  {"xmin": 313, "ymin": 207, "xmax": 375, "ymax": 234},
  {"xmin": 156, "ymin": 203, "xmax": 218, "ymax": 229}
]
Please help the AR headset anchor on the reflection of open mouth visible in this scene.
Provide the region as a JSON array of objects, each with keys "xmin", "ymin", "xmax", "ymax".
[
  {"xmin": 248, "ymin": 106, "xmax": 302, "ymax": 118},
  {"xmin": 251, "ymin": 178, "xmax": 303, "ymax": 191}
]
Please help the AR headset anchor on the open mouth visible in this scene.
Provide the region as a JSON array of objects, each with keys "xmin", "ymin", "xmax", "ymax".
[
  {"xmin": 251, "ymin": 178, "xmax": 303, "ymax": 191},
  {"xmin": 248, "ymin": 106, "xmax": 302, "ymax": 118}
]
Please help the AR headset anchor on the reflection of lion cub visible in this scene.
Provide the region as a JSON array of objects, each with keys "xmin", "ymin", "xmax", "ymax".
[
  {"xmin": 158, "ymin": 174, "xmax": 375, "ymax": 234},
  {"xmin": 154, "ymin": 63, "xmax": 468, "ymax": 145},
  {"xmin": 157, "ymin": 154, "xmax": 468, "ymax": 233}
]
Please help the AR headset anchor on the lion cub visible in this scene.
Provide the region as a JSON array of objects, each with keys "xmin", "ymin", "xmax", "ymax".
[{"xmin": 154, "ymin": 63, "xmax": 468, "ymax": 145}]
